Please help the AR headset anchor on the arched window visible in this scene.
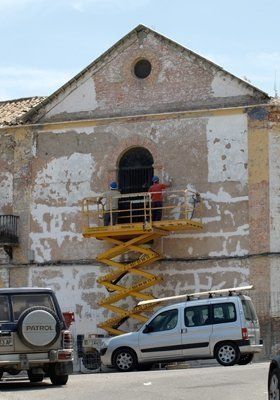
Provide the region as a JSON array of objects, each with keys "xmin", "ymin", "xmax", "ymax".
[{"xmin": 118, "ymin": 147, "xmax": 154, "ymax": 194}]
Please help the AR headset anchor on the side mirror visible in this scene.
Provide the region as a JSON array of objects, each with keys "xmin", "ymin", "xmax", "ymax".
[{"xmin": 143, "ymin": 325, "xmax": 154, "ymax": 334}]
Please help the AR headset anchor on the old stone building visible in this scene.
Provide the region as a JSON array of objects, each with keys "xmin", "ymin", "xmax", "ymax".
[{"xmin": 1, "ymin": 25, "xmax": 280, "ymax": 357}]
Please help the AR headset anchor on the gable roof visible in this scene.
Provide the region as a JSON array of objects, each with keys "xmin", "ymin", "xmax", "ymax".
[
  {"xmin": 0, "ymin": 96, "xmax": 46, "ymax": 127},
  {"xmin": 21, "ymin": 25, "xmax": 270, "ymax": 124}
]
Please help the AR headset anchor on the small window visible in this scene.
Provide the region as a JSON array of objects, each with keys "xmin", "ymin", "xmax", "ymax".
[
  {"xmin": 0, "ymin": 296, "xmax": 10, "ymax": 322},
  {"xmin": 134, "ymin": 59, "xmax": 152, "ymax": 79},
  {"xmin": 11, "ymin": 294, "xmax": 55, "ymax": 321},
  {"xmin": 148, "ymin": 309, "xmax": 178, "ymax": 332},
  {"xmin": 241, "ymin": 299, "xmax": 258, "ymax": 322},
  {"xmin": 184, "ymin": 305, "xmax": 210, "ymax": 327},
  {"xmin": 213, "ymin": 303, "xmax": 236, "ymax": 324}
]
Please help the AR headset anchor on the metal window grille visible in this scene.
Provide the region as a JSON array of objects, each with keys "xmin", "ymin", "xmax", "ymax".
[
  {"xmin": 118, "ymin": 147, "xmax": 154, "ymax": 223},
  {"xmin": 0, "ymin": 215, "xmax": 19, "ymax": 245}
]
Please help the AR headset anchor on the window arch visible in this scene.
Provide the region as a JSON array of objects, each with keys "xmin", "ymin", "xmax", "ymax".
[{"xmin": 118, "ymin": 147, "xmax": 154, "ymax": 194}]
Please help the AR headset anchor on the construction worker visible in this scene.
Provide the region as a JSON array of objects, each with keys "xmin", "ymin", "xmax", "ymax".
[
  {"xmin": 148, "ymin": 176, "xmax": 172, "ymax": 221},
  {"xmin": 98, "ymin": 182, "xmax": 121, "ymax": 226}
]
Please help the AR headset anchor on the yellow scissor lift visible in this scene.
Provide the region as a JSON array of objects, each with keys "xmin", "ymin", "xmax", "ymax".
[{"xmin": 82, "ymin": 189, "xmax": 203, "ymax": 335}]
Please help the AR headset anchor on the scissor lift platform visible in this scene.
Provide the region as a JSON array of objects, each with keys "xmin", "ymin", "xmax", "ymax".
[
  {"xmin": 82, "ymin": 190, "xmax": 203, "ymax": 335},
  {"xmin": 83, "ymin": 219, "xmax": 203, "ymax": 239}
]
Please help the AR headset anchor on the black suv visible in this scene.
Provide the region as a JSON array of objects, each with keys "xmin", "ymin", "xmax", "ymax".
[{"xmin": 0, "ymin": 287, "xmax": 73, "ymax": 385}]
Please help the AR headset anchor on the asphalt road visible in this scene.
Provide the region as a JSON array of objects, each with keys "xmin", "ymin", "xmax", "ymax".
[{"xmin": 0, "ymin": 362, "xmax": 269, "ymax": 400}]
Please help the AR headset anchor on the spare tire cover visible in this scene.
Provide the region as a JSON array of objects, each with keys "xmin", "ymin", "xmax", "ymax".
[{"xmin": 19, "ymin": 308, "xmax": 59, "ymax": 347}]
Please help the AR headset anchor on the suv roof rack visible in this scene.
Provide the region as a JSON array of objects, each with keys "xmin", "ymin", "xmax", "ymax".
[{"xmin": 138, "ymin": 285, "xmax": 253, "ymax": 306}]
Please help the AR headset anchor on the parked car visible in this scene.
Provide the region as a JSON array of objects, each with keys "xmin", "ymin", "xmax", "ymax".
[
  {"xmin": 100, "ymin": 290, "xmax": 263, "ymax": 372},
  {"xmin": 0, "ymin": 287, "xmax": 73, "ymax": 384},
  {"xmin": 268, "ymin": 356, "xmax": 280, "ymax": 399}
]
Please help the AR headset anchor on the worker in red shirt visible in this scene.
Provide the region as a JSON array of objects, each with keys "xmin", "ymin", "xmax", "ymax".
[{"xmin": 148, "ymin": 176, "xmax": 171, "ymax": 221}]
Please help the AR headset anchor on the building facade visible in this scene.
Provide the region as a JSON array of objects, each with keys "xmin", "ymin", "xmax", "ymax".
[{"xmin": 1, "ymin": 25, "xmax": 280, "ymax": 357}]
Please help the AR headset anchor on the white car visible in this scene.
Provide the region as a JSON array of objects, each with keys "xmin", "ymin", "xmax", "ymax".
[{"xmin": 100, "ymin": 288, "xmax": 263, "ymax": 372}]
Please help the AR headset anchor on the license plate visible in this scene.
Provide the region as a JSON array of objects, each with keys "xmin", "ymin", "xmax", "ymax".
[{"xmin": 0, "ymin": 338, "xmax": 13, "ymax": 346}]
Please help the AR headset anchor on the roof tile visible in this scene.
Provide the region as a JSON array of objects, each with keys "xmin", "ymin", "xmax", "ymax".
[{"xmin": 0, "ymin": 97, "xmax": 46, "ymax": 127}]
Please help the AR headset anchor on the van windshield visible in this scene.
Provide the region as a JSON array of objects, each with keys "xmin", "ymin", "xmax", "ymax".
[{"xmin": 241, "ymin": 299, "xmax": 258, "ymax": 322}]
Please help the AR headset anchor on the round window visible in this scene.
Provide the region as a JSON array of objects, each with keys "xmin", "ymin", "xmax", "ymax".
[{"xmin": 134, "ymin": 59, "xmax": 152, "ymax": 79}]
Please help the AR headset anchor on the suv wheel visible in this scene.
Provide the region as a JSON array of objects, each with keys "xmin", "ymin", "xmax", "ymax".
[
  {"xmin": 113, "ymin": 348, "xmax": 137, "ymax": 372},
  {"xmin": 237, "ymin": 353, "xmax": 254, "ymax": 365},
  {"xmin": 269, "ymin": 367, "xmax": 280, "ymax": 400},
  {"xmin": 28, "ymin": 371, "xmax": 44, "ymax": 383},
  {"xmin": 49, "ymin": 368, "xmax": 68, "ymax": 386},
  {"xmin": 215, "ymin": 342, "xmax": 240, "ymax": 366}
]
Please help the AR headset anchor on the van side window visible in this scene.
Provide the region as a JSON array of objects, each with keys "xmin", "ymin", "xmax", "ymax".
[
  {"xmin": 184, "ymin": 305, "xmax": 210, "ymax": 327},
  {"xmin": 241, "ymin": 299, "xmax": 258, "ymax": 322},
  {"xmin": 148, "ymin": 309, "xmax": 178, "ymax": 332},
  {"xmin": 213, "ymin": 303, "xmax": 236, "ymax": 324},
  {"xmin": 0, "ymin": 296, "xmax": 10, "ymax": 322}
]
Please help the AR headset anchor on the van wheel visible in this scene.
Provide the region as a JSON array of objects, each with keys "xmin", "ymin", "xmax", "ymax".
[
  {"xmin": 215, "ymin": 342, "xmax": 240, "ymax": 366},
  {"xmin": 237, "ymin": 353, "xmax": 254, "ymax": 365},
  {"xmin": 113, "ymin": 348, "xmax": 137, "ymax": 372},
  {"xmin": 50, "ymin": 373, "xmax": 68, "ymax": 385}
]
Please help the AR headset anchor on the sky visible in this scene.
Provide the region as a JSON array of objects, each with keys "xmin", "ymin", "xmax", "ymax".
[{"xmin": 0, "ymin": 0, "xmax": 279, "ymax": 100}]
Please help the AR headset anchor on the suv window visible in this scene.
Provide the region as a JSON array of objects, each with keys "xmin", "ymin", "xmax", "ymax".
[
  {"xmin": 213, "ymin": 302, "xmax": 236, "ymax": 324},
  {"xmin": 11, "ymin": 294, "xmax": 55, "ymax": 320},
  {"xmin": 148, "ymin": 309, "xmax": 178, "ymax": 332},
  {"xmin": 0, "ymin": 296, "xmax": 10, "ymax": 322},
  {"xmin": 184, "ymin": 305, "xmax": 210, "ymax": 327}
]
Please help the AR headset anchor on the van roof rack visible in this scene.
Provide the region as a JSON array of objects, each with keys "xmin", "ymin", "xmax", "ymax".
[{"xmin": 138, "ymin": 285, "xmax": 253, "ymax": 306}]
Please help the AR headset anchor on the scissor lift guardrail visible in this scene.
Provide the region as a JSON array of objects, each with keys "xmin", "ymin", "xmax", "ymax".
[{"xmin": 82, "ymin": 189, "xmax": 203, "ymax": 335}]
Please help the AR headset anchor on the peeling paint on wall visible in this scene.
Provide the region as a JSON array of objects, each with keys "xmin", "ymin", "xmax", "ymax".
[
  {"xmin": 46, "ymin": 78, "xmax": 98, "ymax": 118},
  {"xmin": 0, "ymin": 267, "xmax": 9, "ymax": 287},
  {"xmin": 207, "ymin": 114, "xmax": 248, "ymax": 185},
  {"xmin": 28, "ymin": 264, "xmax": 105, "ymax": 335},
  {"xmin": 30, "ymin": 152, "xmax": 98, "ymax": 262},
  {"xmin": 0, "ymin": 172, "xmax": 13, "ymax": 211},
  {"xmin": 32, "ymin": 153, "xmax": 96, "ymax": 205},
  {"xmin": 211, "ymin": 72, "xmax": 253, "ymax": 98}
]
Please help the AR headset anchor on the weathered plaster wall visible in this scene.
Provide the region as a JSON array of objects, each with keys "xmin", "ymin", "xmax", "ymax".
[
  {"xmin": 27, "ymin": 110, "xmax": 249, "ymax": 264},
  {"xmin": 0, "ymin": 131, "xmax": 14, "ymax": 214},
  {"xmin": 1, "ymin": 103, "xmax": 276, "ymax": 355},
  {"xmin": 38, "ymin": 30, "xmax": 264, "ymax": 123},
  {"xmin": 268, "ymin": 113, "xmax": 280, "ymax": 253},
  {"xmin": 12, "ymin": 127, "xmax": 35, "ymax": 263},
  {"xmin": 248, "ymin": 108, "xmax": 270, "ymax": 255}
]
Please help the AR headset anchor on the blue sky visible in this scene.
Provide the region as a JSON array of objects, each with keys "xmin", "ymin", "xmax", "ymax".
[{"xmin": 0, "ymin": 0, "xmax": 279, "ymax": 100}]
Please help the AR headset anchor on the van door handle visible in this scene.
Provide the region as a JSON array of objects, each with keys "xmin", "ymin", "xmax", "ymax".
[{"xmin": 181, "ymin": 328, "xmax": 187, "ymax": 333}]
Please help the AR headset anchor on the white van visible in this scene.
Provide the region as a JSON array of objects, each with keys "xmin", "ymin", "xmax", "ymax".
[{"xmin": 100, "ymin": 287, "xmax": 263, "ymax": 371}]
